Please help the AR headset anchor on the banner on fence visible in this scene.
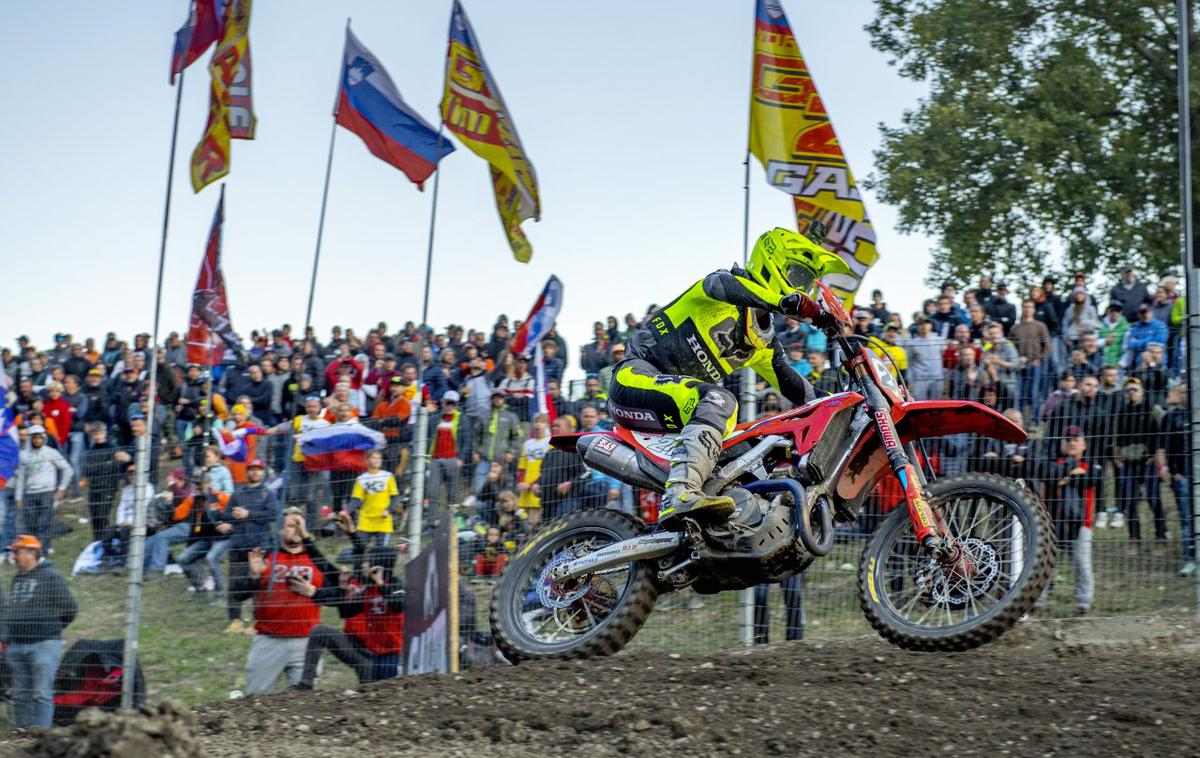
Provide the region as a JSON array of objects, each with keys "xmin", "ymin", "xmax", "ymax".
[{"xmin": 404, "ymin": 519, "xmax": 451, "ymax": 675}]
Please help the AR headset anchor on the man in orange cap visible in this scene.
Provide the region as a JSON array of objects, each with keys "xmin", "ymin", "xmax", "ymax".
[{"xmin": 1, "ymin": 535, "xmax": 77, "ymax": 727}]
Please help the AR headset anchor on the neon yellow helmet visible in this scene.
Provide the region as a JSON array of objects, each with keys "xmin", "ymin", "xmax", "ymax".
[{"xmin": 745, "ymin": 227, "xmax": 851, "ymax": 299}]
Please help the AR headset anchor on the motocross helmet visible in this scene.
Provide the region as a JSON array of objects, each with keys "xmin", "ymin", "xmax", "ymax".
[{"xmin": 745, "ymin": 227, "xmax": 851, "ymax": 300}]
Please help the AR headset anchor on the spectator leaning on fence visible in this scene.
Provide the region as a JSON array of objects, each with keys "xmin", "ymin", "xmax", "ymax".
[
  {"xmin": 238, "ymin": 508, "xmax": 339, "ymax": 694},
  {"xmin": 2, "ymin": 535, "xmax": 78, "ymax": 728},
  {"xmin": 15, "ymin": 425, "xmax": 73, "ymax": 553}
]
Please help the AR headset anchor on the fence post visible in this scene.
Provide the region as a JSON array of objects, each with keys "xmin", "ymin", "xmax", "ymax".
[
  {"xmin": 739, "ymin": 367, "xmax": 757, "ymax": 645},
  {"xmin": 409, "ymin": 403, "xmax": 428, "ymax": 559},
  {"xmin": 1175, "ymin": 0, "xmax": 1199, "ymax": 617}
]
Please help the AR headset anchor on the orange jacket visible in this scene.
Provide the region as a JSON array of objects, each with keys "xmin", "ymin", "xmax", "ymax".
[
  {"xmin": 173, "ymin": 489, "xmax": 231, "ymax": 524},
  {"xmin": 371, "ymin": 396, "xmax": 411, "ymax": 439}
]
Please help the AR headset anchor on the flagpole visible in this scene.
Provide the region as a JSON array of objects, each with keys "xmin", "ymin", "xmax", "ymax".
[
  {"xmin": 739, "ymin": 2, "xmax": 759, "ymax": 648},
  {"xmin": 122, "ymin": 65, "xmax": 186, "ymax": 711},
  {"xmin": 408, "ymin": 126, "xmax": 446, "ymax": 560}
]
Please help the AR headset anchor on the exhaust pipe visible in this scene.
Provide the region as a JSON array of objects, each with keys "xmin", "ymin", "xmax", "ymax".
[{"xmin": 578, "ymin": 434, "xmax": 667, "ymax": 493}]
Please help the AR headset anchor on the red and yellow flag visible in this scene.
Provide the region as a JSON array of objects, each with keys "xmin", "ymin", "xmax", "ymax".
[
  {"xmin": 190, "ymin": 0, "xmax": 256, "ymax": 193},
  {"xmin": 748, "ymin": 0, "xmax": 878, "ymax": 301},
  {"xmin": 440, "ymin": 1, "xmax": 540, "ymax": 263}
]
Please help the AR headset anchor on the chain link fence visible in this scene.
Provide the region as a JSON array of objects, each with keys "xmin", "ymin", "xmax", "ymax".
[{"xmin": 0, "ymin": 331, "xmax": 1196, "ymax": 727}]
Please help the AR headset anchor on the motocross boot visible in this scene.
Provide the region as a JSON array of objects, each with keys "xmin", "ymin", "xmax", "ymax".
[{"xmin": 658, "ymin": 425, "xmax": 735, "ymax": 529}]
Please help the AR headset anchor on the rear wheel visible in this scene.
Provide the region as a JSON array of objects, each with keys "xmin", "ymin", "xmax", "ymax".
[
  {"xmin": 489, "ymin": 509, "xmax": 660, "ymax": 663},
  {"xmin": 858, "ymin": 472, "xmax": 1054, "ymax": 651}
]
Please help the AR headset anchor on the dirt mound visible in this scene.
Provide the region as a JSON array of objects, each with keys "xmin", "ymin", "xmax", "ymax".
[
  {"xmin": 28, "ymin": 700, "xmax": 200, "ymax": 758},
  {"xmin": 4, "ymin": 618, "xmax": 1198, "ymax": 757}
]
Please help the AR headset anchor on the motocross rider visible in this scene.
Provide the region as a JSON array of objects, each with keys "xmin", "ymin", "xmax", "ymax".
[{"xmin": 608, "ymin": 227, "xmax": 848, "ymax": 528}]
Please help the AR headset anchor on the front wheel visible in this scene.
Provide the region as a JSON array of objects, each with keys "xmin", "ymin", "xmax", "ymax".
[
  {"xmin": 859, "ymin": 472, "xmax": 1055, "ymax": 651},
  {"xmin": 489, "ymin": 509, "xmax": 660, "ymax": 663}
]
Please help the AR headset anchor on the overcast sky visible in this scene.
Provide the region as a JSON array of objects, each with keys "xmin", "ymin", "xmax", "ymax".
[{"xmin": 1, "ymin": 0, "xmax": 933, "ymax": 379}]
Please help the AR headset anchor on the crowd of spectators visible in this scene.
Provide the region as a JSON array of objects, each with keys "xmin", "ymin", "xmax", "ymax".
[{"xmin": 0, "ymin": 262, "xmax": 1195, "ymax": 706}]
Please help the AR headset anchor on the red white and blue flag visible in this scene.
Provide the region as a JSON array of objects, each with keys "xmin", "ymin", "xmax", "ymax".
[
  {"xmin": 217, "ymin": 424, "xmax": 267, "ymax": 462},
  {"xmin": 170, "ymin": 0, "xmax": 224, "ymax": 83},
  {"xmin": 512, "ymin": 276, "xmax": 564, "ymax": 420},
  {"xmin": 335, "ymin": 27, "xmax": 455, "ymax": 189},
  {"xmin": 512, "ymin": 275, "xmax": 563, "ymax": 357},
  {"xmin": 0, "ymin": 359, "xmax": 18, "ymax": 489},
  {"xmin": 298, "ymin": 422, "xmax": 385, "ymax": 473}
]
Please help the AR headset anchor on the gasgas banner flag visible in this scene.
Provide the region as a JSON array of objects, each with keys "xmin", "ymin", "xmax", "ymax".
[
  {"xmin": 186, "ymin": 191, "xmax": 243, "ymax": 365},
  {"xmin": 190, "ymin": 0, "xmax": 256, "ymax": 192},
  {"xmin": 441, "ymin": 1, "xmax": 540, "ymax": 263},
  {"xmin": 748, "ymin": 0, "xmax": 878, "ymax": 301}
]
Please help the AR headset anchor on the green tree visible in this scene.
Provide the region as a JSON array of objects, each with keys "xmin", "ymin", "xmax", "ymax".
[{"xmin": 867, "ymin": 0, "xmax": 1198, "ymax": 287}]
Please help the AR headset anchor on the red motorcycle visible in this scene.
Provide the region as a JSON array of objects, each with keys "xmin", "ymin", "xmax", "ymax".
[{"xmin": 490, "ymin": 282, "xmax": 1054, "ymax": 661}]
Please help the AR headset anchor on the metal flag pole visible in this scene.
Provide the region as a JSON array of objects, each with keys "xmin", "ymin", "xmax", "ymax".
[
  {"xmin": 740, "ymin": 4, "xmax": 759, "ymax": 647},
  {"xmin": 1175, "ymin": 0, "xmax": 1199, "ymax": 616},
  {"xmin": 408, "ymin": 126, "xmax": 446, "ymax": 559},
  {"xmin": 122, "ymin": 66, "xmax": 187, "ymax": 710},
  {"xmin": 274, "ymin": 19, "xmax": 347, "ymax": 578}
]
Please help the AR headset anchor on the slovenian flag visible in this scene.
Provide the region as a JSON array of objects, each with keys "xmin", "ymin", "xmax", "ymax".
[
  {"xmin": 512, "ymin": 275, "xmax": 563, "ymax": 357},
  {"xmin": 0, "ymin": 359, "xmax": 18, "ymax": 489},
  {"xmin": 335, "ymin": 27, "xmax": 455, "ymax": 189},
  {"xmin": 512, "ymin": 276, "xmax": 564, "ymax": 422}
]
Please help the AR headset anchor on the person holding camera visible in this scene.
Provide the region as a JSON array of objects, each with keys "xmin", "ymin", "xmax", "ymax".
[
  {"xmin": 237, "ymin": 508, "xmax": 338, "ymax": 694},
  {"xmin": 294, "ymin": 512, "xmax": 406, "ymax": 689}
]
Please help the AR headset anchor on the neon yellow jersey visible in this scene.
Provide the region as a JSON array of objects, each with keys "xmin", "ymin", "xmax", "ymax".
[
  {"xmin": 352, "ymin": 471, "xmax": 398, "ymax": 533},
  {"xmin": 517, "ymin": 437, "xmax": 550, "ymax": 510}
]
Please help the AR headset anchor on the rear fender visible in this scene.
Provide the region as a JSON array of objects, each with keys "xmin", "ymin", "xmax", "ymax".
[{"xmin": 836, "ymin": 400, "xmax": 1026, "ymax": 502}]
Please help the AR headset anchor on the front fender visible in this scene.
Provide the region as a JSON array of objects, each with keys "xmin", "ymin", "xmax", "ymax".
[{"xmin": 836, "ymin": 400, "xmax": 1026, "ymax": 502}]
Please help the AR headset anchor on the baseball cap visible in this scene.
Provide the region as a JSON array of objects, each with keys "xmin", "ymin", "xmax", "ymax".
[
  {"xmin": 1138, "ymin": 303, "xmax": 1151, "ymax": 313},
  {"xmin": 884, "ymin": 323, "xmax": 900, "ymax": 332},
  {"xmin": 9, "ymin": 535, "xmax": 42, "ymax": 552},
  {"xmin": 442, "ymin": 390, "xmax": 461, "ymax": 403},
  {"xmin": 27, "ymin": 425, "xmax": 46, "ymax": 435},
  {"xmin": 389, "ymin": 375, "xmax": 404, "ymax": 385},
  {"xmin": 230, "ymin": 404, "xmax": 249, "ymax": 416},
  {"xmin": 87, "ymin": 367, "xmax": 104, "ymax": 376},
  {"xmin": 128, "ymin": 411, "xmax": 146, "ymax": 421},
  {"xmin": 853, "ymin": 309, "xmax": 871, "ymax": 319},
  {"xmin": 1064, "ymin": 426, "xmax": 1085, "ymax": 438},
  {"xmin": 247, "ymin": 458, "xmax": 266, "ymax": 469}
]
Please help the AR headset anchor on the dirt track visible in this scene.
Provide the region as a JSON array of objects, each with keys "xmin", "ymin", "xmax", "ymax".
[{"xmin": 10, "ymin": 616, "xmax": 1200, "ymax": 757}]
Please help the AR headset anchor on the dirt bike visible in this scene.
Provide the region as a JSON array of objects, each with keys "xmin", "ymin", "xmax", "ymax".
[{"xmin": 490, "ymin": 281, "xmax": 1055, "ymax": 661}]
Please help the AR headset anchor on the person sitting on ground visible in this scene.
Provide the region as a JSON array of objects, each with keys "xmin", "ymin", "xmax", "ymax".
[
  {"xmin": 174, "ymin": 472, "xmax": 233, "ymax": 599},
  {"xmin": 295, "ymin": 513, "xmax": 405, "ymax": 689}
]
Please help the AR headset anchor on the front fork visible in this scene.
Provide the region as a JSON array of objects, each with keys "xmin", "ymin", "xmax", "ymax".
[{"xmin": 858, "ymin": 384, "xmax": 954, "ymax": 559}]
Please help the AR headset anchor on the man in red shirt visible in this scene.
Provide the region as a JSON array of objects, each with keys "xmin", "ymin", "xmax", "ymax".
[
  {"xmin": 426, "ymin": 391, "xmax": 465, "ymax": 515},
  {"xmin": 295, "ymin": 514, "xmax": 405, "ymax": 688},
  {"xmin": 40, "ymin": 383, "xmax": 73, "ymax": 448},
  {"xmin": 238, "ymin": 508, "xmax": 338, "ymax": 694}
]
